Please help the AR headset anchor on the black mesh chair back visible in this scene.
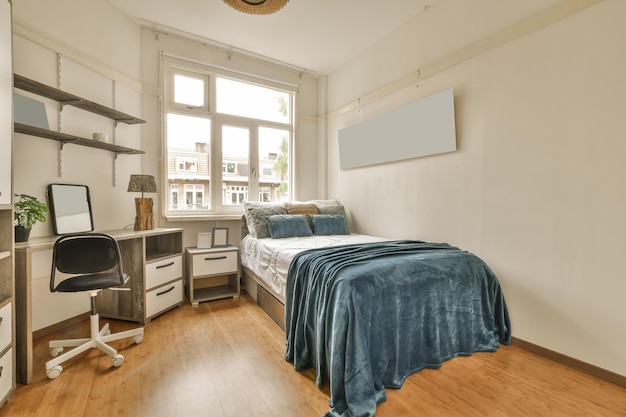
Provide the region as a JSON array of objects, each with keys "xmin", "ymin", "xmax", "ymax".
[{"xmin": 50, "ymin": 233, "xmax": 127, "ymax": 293}]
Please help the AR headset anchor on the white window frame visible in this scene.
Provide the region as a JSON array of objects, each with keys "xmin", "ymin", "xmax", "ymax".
[{"xmin": 162, "ymin": 56, "xmax": 295, "ymax": 220}]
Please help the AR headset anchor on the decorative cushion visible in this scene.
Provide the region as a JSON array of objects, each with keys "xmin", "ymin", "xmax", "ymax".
[
  {"xmin": 310, "ymin": 214, "xmax": 350, "ymax": 235},
  {"xmin": 244, "ymin": 203, "xmax": 287, "ymax": 238},
  {"xmin": 267, "ymin": 215, "xmax": 313, "ymax": 239},
  {"xmin": 317, "ymin": 203, "xmax": 347, "ymax": 218},
  {"xmin": 308, "ymin": 199, "xmax": 340, "ymax": 206},
  {"xmin": 284, "ymin": 202, "xmax": 319, "ymax": 216},
  {"xmin": 241, "ymin": 215, "xmax": 250, "ymax": 238}
]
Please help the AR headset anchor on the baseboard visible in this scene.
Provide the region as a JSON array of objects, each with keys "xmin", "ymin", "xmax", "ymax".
[
  {"xmin": 512, "ymin": 337, "xmax": 626, "ymax": 389},
  {"xmin": 33, "ymin": 312, "xmax": 90, "ymax": 340}
]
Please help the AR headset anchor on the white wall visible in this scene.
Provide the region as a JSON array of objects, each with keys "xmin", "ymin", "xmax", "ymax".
[
  {"xmin": 12, "ymin": 0, "xmax": 143, "ymax": 236},
  {"xmin": 325, "ymin": 0, "xmax": 626, "ymax": 376}
]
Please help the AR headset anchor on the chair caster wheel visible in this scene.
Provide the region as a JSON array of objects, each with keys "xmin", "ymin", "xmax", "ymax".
[
  {"xmin": 47, "ymin": 365, "xmax": 63, "ymax": 379},
  {"xmin": 133, "ymin": 334, "xmax": 144, "ymax": 344},
  {"xmin": 112, "ymin": 354, "xmax": 124, "ymax": 367},
  {"xmin": 49, "ymin": 347, "xmax": 64, "ymax": 357}
]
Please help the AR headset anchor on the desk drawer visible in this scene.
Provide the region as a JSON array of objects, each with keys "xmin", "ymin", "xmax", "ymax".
[
  {"xmin": 192, "ymin": 251, "xmax": 237, "ymax": 277},
  {"xmin": 0, "ymin": 303, "xmax": 11, "ymax": 351},
  {"xmin": 0, "ymin": 348, "xmax": 12, "ymax": 402},
  {"xmin": 146, "ymin": 279, "xmax": 183, "ymax": 318},
  {"xmin": 146, "ymin": 256, "xmax": 182, "ymax": 290}
]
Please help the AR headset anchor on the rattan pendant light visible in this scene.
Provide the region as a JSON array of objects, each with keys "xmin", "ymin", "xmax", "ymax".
[{"xmin": 223, "ymin": 0, "xmax": 289, "ymax": 15}]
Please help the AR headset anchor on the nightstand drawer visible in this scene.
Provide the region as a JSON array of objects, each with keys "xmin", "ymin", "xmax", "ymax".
[
  {"xmin": 146, "ymin": 256, "xmax": 182, "ymax": 290},
  {"xmin": 192, "ymin": 251, "xmax": 237, "ymax": 277},
  {"xmin": 0, "ymin": 348, "xmax": 12, "ymax": 402},
  {"xmin": 0, "ymin": 303, "xmax": 11, "ymax": 351},
  {"xmin": 146, "ymin": 279, "xmax": 183, "ymax": 318}
]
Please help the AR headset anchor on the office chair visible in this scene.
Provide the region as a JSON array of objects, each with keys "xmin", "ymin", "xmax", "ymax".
[{"xmin": 46, "ymin": 233, "xmax": 144, "ymax": 379}]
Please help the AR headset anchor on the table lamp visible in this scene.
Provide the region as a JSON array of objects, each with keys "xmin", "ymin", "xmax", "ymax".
[{"xmin": 127, "ymin": 174, "xmax": 157, "ymax": 231}]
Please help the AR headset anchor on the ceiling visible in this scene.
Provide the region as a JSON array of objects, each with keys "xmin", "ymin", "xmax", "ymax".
[{"xmin": 107, "ymin": 0, "xmax": 436, "ymax": 76}]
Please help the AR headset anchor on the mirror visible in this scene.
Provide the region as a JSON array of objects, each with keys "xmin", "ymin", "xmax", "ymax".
[{"xmin": 47, "ymin": 184, "xmax": 94, "ymax": 235}]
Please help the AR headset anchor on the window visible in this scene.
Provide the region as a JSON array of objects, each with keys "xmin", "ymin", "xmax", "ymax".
[
  {"xmin": 184, "ymin": 184, "xmax": 205, "ymax": 210},
  {"xmin": 164, "ymin": 59, "xmax": 294, "ymax": 217},
  {"xmin": 177, "ymin": 157, "xmax": 198, "ymax": 173}
]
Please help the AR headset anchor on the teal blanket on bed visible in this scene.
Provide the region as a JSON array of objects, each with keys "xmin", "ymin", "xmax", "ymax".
[{"xmin": 284, "ymin": 240, "xmax": 511, "ymax": 417}]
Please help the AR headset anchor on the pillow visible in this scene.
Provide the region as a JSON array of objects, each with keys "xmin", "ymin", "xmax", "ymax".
[
  {"xmin": 310, "ymin": 214, "xmax": 350, "ymax": 235},
  {"xmin": 308, "ymin": 199, "xmax": 340, "ymax": 206},
  {"xmin": 284, "ymin": 202, "xmax": 319, "ymax": 216},
  {"xmin": 267, "ymin": 215, "xmax": 313, "ymax": 239},
  {"xmin": 317, "ymin": 203, "xmax": 347, "ymax": 218},
  {"xmin": 245, "ymin": 204, "xmax": 287, "ymax": 238}
]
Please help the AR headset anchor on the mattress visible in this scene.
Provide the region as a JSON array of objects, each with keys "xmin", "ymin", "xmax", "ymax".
[{"xmin": 240, "ymin": 233, "xmax": 386, "ymax": 302}]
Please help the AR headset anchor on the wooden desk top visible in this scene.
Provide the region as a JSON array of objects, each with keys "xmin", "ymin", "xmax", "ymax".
[{"xmin": 14, "ymin": 227, "xmax": 184, "ymax": 252}]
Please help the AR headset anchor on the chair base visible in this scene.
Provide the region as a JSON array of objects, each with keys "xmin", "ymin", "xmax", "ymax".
[{"xmin": 45, "ymin": 311, "xmax": 144, "ymax": 379}]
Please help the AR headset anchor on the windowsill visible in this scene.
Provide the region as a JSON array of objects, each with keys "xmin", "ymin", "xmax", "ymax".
[{"xmin": 165, "ymin": 213, "xmax": 243, "ymax": 222}]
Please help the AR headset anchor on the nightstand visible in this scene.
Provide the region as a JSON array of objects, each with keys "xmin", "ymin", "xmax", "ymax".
[{"xmin": 185, "ymin": 246, "xmax": 240, "ymax": 306}]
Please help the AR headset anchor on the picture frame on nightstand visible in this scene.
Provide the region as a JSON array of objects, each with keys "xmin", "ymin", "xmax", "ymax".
[
  {"xmin": 197, "ymin": 232, "xmax": 211, "ymax": 249},
  {"xmin": 211, "ymin": 227, "xmax": 229, "ymax": 247}
]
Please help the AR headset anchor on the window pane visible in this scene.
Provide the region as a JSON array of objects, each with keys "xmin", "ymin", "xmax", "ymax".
[
  {"xmin": 259, "ymin": 127, "xmax": 289, "ymax": 202},
  {"xmin": 174, "ymin": 74, "xmax": 205, "ymax": 107},
  {"xmin": 166, "ymin": 113, "xmax": 211, "ymax": 211},
  {"xmin": 216, "ymin": 77, "xmax": 290, "ymax": 124},
  {"xmin": 222, "ymin": 125, "xmax": 249, "ymax": 206}
]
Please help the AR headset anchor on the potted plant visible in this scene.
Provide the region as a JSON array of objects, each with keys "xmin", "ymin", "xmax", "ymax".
[{"xmin": 14, "ymin": 193, "xmax": 48, "ymax": 242}]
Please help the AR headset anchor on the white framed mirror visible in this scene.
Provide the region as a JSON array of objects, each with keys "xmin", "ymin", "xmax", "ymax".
[{"xmin": 47, "ymin": 183, "xmax": 94, "ymax": 235}]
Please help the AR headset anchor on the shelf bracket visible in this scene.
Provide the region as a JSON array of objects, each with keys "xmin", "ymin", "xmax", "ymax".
[
  {"xmin": 58, "ymin": 141, "xmax": 64, "ymax": 178},
  {"xmin": 59, "ymin": 99, "xmax": 82, "ymax": 111},
  {"xmin": 113, "ymin": 152, "xmax": 120, "ymax": 187},
  {"xmin": 57, "ymin": 139, "xmax": 81, "ymax": 177}
]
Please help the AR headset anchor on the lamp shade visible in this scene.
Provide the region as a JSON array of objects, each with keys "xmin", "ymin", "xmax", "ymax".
[
  {"xmin": 127, "ymin": 175, "xmax": 157, "ymax": 194},
  {"xmin": 223, "ymin": 0, "xmax": 289, "ymax": 15}
]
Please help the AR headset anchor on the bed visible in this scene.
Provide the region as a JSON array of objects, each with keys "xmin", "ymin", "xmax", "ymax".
[{"xmin": 240, "ymin": 201, "xmax": 511, "ymax": 417}]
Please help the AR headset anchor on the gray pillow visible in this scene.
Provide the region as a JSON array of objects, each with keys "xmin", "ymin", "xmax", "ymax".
[
  {"xmin": 267, "ymin": 215, "xmax": 313, "ymax": 239},
  {"xmin": 317, "ymin": 204, "xmax": 347, "ymax": 218},
  {"xmin": 246, "ymin": 205, "xmax": 287, "ymax": 238}
]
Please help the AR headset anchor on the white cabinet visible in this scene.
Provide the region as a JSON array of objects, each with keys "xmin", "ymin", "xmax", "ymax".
[
  {"xmin": 185, "ymin": 247, "xmax": 240, "ymax": 306},
  {"xmin": 0, "ymin": 348, "xmax": 12, "ymax": 405},
  {"xmin": 145, "ymin": 255, "xmax": 183, "ymax": 319},
  {"xmin": 0, "ymin": 303, "xmax": 12, "ymax": 403},
  {"xmin": 0, "ymin": 303, "xmax": 12, "ymax": 350},
  {"xmin": 146, "ymin": 279, "xmax": 183, "ymax": 318}
]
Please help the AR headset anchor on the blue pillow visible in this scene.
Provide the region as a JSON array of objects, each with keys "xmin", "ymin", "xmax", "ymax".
[
  {"xmin": 310, "ymin": 214, "xmax": 350, "ymax": 235},
  {"xmin": 266, "ymin": 215, "xmax": 313, "ymax": 239}
]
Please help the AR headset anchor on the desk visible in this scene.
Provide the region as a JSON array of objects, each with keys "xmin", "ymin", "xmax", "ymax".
[{"xmin": 14, "ymin": 228, "xmax": 183, "ymax": 384}]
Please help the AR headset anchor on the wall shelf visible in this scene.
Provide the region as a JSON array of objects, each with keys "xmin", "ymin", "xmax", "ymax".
[
  {"xmin": 14, "ymin": 74, "xmax": 145, "ymax": 125},
  {"xmin": 12, "ymin": 73, "xmax": 146, "ymax": 181},
  {"xmin": 14, "ymin": 123, "xmax": 144, "ymax": 155}
]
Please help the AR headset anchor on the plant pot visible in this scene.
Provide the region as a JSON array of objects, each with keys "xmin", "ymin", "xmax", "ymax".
[{"xmin": 15, "ymin": 225, "xmax": 31, "ymax": 243}]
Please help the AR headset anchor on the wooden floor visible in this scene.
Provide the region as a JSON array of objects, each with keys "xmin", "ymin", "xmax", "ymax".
[{"xmin": 2, "ymin": 293, "xmax": 625, "ymax": 417}]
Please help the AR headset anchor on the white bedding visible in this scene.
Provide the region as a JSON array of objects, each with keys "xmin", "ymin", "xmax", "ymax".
[{"xmin": 240, "ymin": 233, "xmax": 387, "ymax": 302}]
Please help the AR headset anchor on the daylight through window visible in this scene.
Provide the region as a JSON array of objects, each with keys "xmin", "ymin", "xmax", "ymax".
[{"xmin": 164, "ymin": 59, "xmax": 294, "ymax": 217}]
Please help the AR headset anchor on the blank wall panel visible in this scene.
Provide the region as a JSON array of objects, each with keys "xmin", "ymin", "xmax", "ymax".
[{"xmin": 338, "ymin": 88, "xmax": 456, "ymax": 170}]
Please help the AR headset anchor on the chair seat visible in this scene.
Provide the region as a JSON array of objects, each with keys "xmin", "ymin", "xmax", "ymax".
[{"xmin": 55, "ymin": 272, "xmax": 129, "ymax": 293}]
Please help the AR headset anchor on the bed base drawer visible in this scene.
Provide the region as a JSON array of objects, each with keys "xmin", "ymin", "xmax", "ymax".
[{"xmin": 257, "ymin": 285, "xmax": 285, "ymax": 331}]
